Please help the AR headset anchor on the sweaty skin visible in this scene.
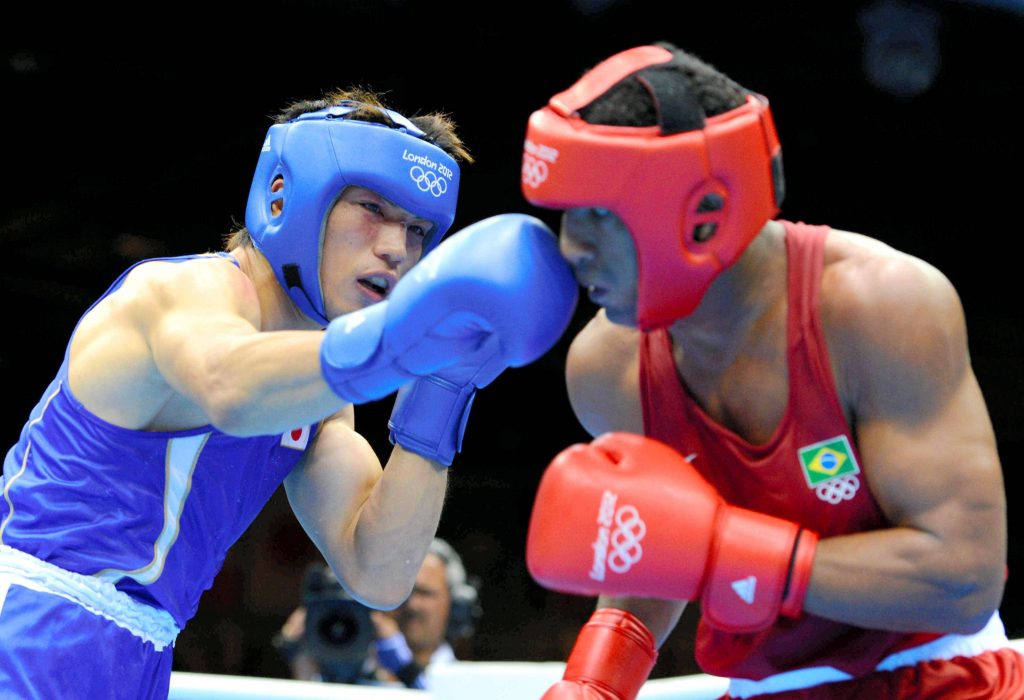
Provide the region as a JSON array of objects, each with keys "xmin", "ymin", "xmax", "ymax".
[
  {"xmin": 563, "ymin": 215, "xmax": 1006, "ymax": 644},
  {"xmin": 65, "ymin": 185, "xmax": 448, "ymax": 608}
]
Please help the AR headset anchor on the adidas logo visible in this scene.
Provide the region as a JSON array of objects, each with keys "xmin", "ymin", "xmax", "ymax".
[{"xmin": 731, "ymin": 576, "xmax": 757, "ymax": 605}]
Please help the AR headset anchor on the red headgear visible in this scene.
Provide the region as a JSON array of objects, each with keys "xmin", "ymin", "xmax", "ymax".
[{"xmin": 521, "ymin": 45, "xmax": 784, "ymax": 329}]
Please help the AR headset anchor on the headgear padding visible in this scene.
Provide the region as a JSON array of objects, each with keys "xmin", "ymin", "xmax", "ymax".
[
  {"xmin": 246, "ymin": 102, "xmax": 461, "ymax": 325},
  {"xmin": 521, "ymin": 45, "xmax": 784, "ymax": 329}
]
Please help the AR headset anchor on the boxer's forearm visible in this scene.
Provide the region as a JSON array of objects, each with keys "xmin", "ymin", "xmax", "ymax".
[
  {"xmin": 343, "ymin": 445, "xmax": 448, "ymax": 608},
  {"xmin": 286, "ymin": 425, "xmax": 447, "ymax": 609},
  {"xmin": 805, "ymin": 527, "xmax": 1005, "ymax": 634},
  {"xmin": 596, "ymin": 595, "xmax": 687, "ymax": 648}
]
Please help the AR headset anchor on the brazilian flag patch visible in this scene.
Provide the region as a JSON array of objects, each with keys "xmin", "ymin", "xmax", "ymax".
[{"xmin": 797, "ymin": 435, "xmax": 860, "ymax": 488}]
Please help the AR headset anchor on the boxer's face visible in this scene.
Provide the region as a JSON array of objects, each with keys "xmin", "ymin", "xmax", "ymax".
[
  {"xmin": 397, "ymin": 553, "xmax": 451, "ymax": 654},
  {"xmin": 560, "ymin": 207, "xmax": 640, "ymax": 326},
  {"xmin": 320, "ymin": 186, "xmax": 433, "ymax": 320}
]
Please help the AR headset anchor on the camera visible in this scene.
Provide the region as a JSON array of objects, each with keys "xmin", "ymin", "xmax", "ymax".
[{"xmin": 302, "ymin": 563, "xmax": 375, "ymax": 684}]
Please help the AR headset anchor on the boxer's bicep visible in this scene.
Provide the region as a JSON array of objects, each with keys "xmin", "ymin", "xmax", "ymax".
[
  {"xmin": 144, "ymin": 262, "xmax": 265, "ymax": 411},
  {"xmin": 808, "ymin": 257, "xmax": 1005, "ymax": 631},
  {"xmin": 855, "ymin": 367, "xmax": 1006, "ymax": 619},
  {"xmin": 144, "ymin": 260, "xmax": 338, "ymax": 433},
  {"xmin": 858, "ymin": 368, "xmax": 1002, "ymax": 536},
  {"xmin": 851, "ymin": 259, "xmax": 1002, "ymax": 563},
  {"xmin": 68, "ymin": 257, "xmax": 265, "ymax": 427}
]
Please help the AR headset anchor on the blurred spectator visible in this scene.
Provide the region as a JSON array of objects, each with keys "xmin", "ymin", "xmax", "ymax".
[{"xmin": 274, "ymin": 538, "xmax": 480, "ymax": 689}]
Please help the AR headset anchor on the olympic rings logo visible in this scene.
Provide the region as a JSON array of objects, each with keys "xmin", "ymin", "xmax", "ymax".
[
  {"xmin": 521, "ymin": 154, "xmax": 549, "ymax": 189},
  {"xmin": 409, "ymin": 166, "xmax": 448, "ymax": 197},
  {"xmin": 606, "ymin": 505, "xmax": 646, "ymax": 574},
  {"xmin": 815, "ymin": 475, "xmax": 860, "ymax": 505}
]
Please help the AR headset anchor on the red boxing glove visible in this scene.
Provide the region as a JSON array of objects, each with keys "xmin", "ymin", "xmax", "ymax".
[
  {"xmin": 542, "ymin": 609, "xmax": 657, "ymax": 700},
  {"xmin": 526, "ymin": 433, "xmax": 818, "ymax": 633}
]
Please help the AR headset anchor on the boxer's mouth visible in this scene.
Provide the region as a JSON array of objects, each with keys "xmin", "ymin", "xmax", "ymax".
[{"xmin": 358, "ymin": 275, "xmax": 394, "ymax": 298}]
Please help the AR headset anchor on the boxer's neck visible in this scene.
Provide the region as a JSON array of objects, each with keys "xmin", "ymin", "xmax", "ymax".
[
  {"xmin": 666, "ymin": 220, "xmax": 786, "ymax": 378},
  {"xmin": 232, "ymin": 245, "xmax": 323, "ymax": 332}
]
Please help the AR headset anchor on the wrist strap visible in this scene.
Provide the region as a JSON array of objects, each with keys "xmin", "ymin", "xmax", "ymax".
[
  {"xmin": 564, "ymin": 608, "xmax": 657, "ymax": 698},
  {"xmin": 780, "ymin": 528, "xmax": 818, "ymax": 618},
  {"xmin": 702, "ymin": 507, "xmax": 803, "ymax": 633},
  {"xmin": 388, "ymin": 375, "xmax": 476, "ymax": 466}
]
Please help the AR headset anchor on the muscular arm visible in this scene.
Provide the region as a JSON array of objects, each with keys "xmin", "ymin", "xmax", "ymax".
[
  {"xmin": 565, "ymin": 310, "xmax": 644, "ymax": 437},
  {"xmin": 284, "ymin": 410, "xmax": 447, "ymax": 609},
  {"xmin": 149, "ymin": 259, "xmax": 347, "ymax": 434},
  {"xmin": 70, "ymin": 256, "xmax": 345, "ymax": 435},
  {"xmin": 595, "ymin": 595, "xmax": 687, "ymax": 647},
  {"xmin": 806, "ymin": 252, "xmax": 1006, "ymax": 634},
  {"xmin": 73, "ymin": 257, "xmax": 445, "ymax": 606},
  {"xmin": 146, "ymin": 258, "xmax": 447, "ymax": 607},
  {"xmin": 565, "ymin": 258, "xmax": 1007, "ymax": 640},
  {"xmin": 567, "ymin": 312, "xmax": 688, "ymax": 646}
]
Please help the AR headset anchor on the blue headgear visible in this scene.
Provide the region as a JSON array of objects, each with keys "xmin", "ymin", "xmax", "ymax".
[{"xmin": 245, "ymin": 102, "xmax": 461, "ymax": 325}]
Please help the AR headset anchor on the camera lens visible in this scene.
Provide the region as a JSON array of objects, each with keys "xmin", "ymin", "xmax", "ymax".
[{"xmin": 318, "ymin": 611, "xmax": 358, "ymax": 646}]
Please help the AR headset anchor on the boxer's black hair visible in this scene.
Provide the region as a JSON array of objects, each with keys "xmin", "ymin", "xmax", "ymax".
[
  {"xmin": 275, "ymin": 87, "xmax": 472, "ymax": 164},
  {"xmin": 579, "ymin": 41, "xmax": 749, "ymax": 129}
]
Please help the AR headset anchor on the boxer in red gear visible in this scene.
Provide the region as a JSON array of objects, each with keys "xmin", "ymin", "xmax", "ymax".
[{"xmin": 521, "ymin": 42, "xmax": 1024, "ymax": 699}]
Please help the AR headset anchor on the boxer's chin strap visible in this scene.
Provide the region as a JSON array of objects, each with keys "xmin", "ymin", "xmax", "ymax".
[{"xmin": 283, "ymin": 263, "xmax": 328, "ymax": 326}]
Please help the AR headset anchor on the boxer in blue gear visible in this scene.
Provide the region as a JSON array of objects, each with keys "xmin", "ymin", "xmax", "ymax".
[{"xmin": 0, "ymin": 87, "xmax": 577, "ymax": 699}]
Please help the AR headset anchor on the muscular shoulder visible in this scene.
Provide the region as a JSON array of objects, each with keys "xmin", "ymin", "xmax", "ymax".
[
  {"xmin": 66, "ymin": 255, "xmax": 263, "ymax": 429},
  {"xmin": 565, "ymin": 309, "xmax": 644, "ymax": 437},
  {"xmin": 119, "ymin": 255, "xmax": 261, "ymax": 330},
  {"xmin": 71, "ymin": 254, "xmax": 258, "ymax": 357},
  {"xmin": 820, "ymin": 230, "xmax": 968, "ymax": 422}
]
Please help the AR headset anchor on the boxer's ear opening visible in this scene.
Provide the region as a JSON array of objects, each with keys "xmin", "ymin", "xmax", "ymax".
[
  {"xmin": 599, "ymin": 445, "xmax": 624, "ymax": 465},
  {"xmin": 693, "ymin": 223, "xmax": 718, "ymax": 243},
  {"xmin": 271, "ymin": 175, "xmax": 285, "ymax": 218}
]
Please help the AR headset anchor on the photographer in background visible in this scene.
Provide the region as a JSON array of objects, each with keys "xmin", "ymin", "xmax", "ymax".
[{"xmin": 274, "ymin": 538, "xmax": 480, "ymax": 688}]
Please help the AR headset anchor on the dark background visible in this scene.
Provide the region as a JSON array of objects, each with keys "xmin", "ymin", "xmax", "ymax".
[{"xmin": 3, "ymin": 0, "xmax": 1022, "ymax": 680}]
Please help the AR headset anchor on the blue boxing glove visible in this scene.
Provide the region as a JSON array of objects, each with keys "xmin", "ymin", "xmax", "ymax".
[
  {"xmin": 320, "ymin": 300, "xmax": 484, "ymax": 405},
  {"xmin": 320, "ymin": 215, "xmax": 523, "ymax": 404},
  {"xmin": 387, "ymin": 214, "xmax": 578, "ymax": 465}
]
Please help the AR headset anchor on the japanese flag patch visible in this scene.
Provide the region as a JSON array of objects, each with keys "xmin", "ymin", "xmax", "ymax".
[{"xmin": 281, "ymin": 426, "xmax": 311, "ymax": 450}]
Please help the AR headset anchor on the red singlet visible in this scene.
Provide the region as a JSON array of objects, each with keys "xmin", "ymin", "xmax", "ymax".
[{"xmin": 639, "ymin": 221, "xmax": 1023, "ymax": 698}]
